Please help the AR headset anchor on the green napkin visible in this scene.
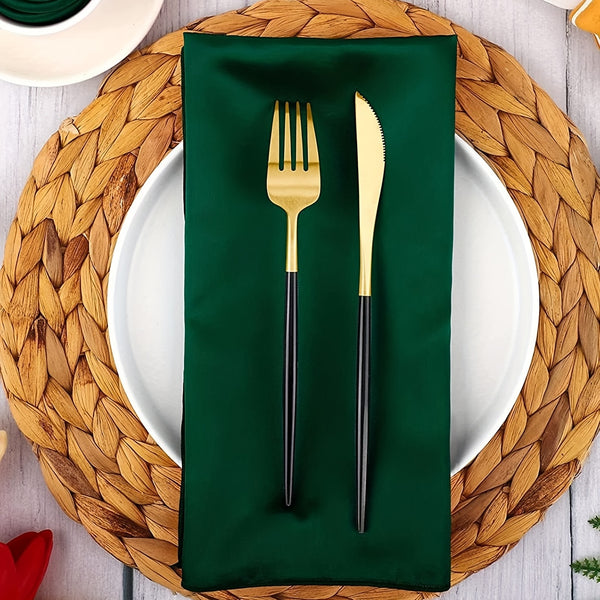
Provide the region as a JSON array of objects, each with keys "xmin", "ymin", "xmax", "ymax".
[
  {"xmin": 181, "ymin": 32, "xmax": 456, "ymax": 593},
  {"xmin": 0, "ymin": 0, "xmax": 90, "ymax": 25}
]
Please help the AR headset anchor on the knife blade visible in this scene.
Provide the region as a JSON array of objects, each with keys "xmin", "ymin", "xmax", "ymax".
[{"xmin": 355, "ymin": 91, "xmax": 386, "ymax": 533}]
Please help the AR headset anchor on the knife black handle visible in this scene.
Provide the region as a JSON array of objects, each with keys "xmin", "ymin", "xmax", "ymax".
[
  {"xmin": 284, "ymin": 271, "xmax": 298, "ymax": 507},
  {"xmin": 356, "ymin": 295, "xmax": 371, "ymax": 533}
]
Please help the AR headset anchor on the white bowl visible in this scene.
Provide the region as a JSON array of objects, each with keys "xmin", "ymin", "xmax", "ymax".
[
  {"xmin": 0, "ymin": 0, "xmax": 102, "ymax": 37},
  {"xmin": 0, "ymin": 0, "xmax": 165, "ymax": 86}
]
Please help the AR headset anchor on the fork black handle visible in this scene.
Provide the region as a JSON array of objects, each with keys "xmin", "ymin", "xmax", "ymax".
[
  {"xmin": 283, "ymin": 271, "xmax": 298, "ymax": 507},
  {"xmin": 356, "ymin": 295, "xmax": 371, "ymax": 533}
]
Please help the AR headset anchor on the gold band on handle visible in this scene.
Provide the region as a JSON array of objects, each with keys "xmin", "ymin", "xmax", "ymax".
[
  {"xmin": 358, "ymin": 229, "xmax": 374, "ymax": 297},
  {"xmin": 358, "ymin": 261, "xmax": 371, "ymax": 297},
  {"xmin": 286, "ymin": 212, "xmax": 299, "ymax": 273}
]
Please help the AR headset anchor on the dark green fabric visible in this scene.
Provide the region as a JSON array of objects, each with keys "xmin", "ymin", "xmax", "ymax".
[
  {"xmin": 0, "ymin": 0, "xmax": 90, "ymax": 25},
  {"xmin": 181, "ymin": 32, "xmax": 456, "ymax": 594}
]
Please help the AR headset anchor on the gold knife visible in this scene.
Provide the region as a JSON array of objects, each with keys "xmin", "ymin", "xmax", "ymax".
[{"xmin": 355, "ymin": 91, "xmax": 386, "ymax": 533}]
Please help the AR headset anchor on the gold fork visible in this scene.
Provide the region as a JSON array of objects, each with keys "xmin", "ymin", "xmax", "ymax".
[{"xmin": 267, "ymin": 100, "xmax": 321, "ymax": 507}]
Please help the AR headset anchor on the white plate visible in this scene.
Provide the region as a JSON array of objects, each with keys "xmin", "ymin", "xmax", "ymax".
[
  {"xmin": 0, "ymin": 0, "xmax": 164, "ymax": 87},
  {"xmin": 107, "ymin": 139, "xmax": 539, "ymax": 475}
]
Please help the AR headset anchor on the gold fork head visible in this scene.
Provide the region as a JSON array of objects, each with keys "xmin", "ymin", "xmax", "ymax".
[
  {"xmin": 267, "ymin": 101, "xmax": 321, "ymax": 271},
  {"xmin": 267, "ymin": 101, "xmax": 321, "ymax": 215}
]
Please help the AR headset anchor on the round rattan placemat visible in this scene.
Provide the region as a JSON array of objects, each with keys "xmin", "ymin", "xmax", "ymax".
[{"xmin": 1, "ymin": 0, "xmax": 599, "ymax": 597}]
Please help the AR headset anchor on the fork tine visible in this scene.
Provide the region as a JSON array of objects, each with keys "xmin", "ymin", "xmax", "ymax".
[
  {"xmin": 306, "ymin": 103, "xmax": 319, "ymax": 166},
  {"xmin": 269, "ymin": 101, "xmax": 280, "ymax": 166},
  {"xmin": 284, "ymin": 101, "xmax": 292, "ymax": 167},
  {"xmin": 295, "ymin": 102, "xmax": 303, "ymax": 171}
]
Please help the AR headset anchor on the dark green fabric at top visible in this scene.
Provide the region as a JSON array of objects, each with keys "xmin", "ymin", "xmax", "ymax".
[
  {"xmin": 0, "ymin": 0, "xmax": 90, "ymax": 25},
  {"xmin": 181, "ymin": 32, "xmax": 456, "ymax": 594}
]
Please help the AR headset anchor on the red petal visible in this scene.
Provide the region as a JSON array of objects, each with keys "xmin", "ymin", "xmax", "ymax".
[
  {"xmin": 6, "ymin": 532, "xmax": 37, "ymax": 563},
  {"xmin": 13, "ymin": 531, "xmax": 53, "ymax": 600},
  {"xmin": 0, "ymin": 543, "xmax": 19, "ymax": 600}
]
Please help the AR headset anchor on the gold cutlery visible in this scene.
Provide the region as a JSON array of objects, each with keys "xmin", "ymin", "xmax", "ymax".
[
  {"xmin": 355, "ymin": 91, "xmax": 386, "ymax": 533},
  {"xmin": 267, "ymin": 100, "xmax": 321, "ymax": 507}
]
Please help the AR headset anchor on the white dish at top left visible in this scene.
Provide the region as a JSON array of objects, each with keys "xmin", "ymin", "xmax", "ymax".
[{"xmin": 0, "ymin": 0, "xmax": 164, "ymax": 87}]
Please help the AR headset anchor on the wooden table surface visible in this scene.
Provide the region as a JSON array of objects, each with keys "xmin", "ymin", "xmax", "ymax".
[{"xmin": 0, "ymin": 0, "xmax": 599, "ymax": 598}]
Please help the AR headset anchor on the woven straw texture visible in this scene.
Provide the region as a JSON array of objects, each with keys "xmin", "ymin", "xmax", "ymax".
[{"xmin": 1, "ymin": 0, "xmax": 599, "ymax": 597}]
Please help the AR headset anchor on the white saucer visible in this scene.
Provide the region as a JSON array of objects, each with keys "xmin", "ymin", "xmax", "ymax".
[
  {"xmin": 0, "ymin": 0, "xmax": 164, "ymax": 87},
  {"xmin": 107, "ymin": 138, "xmax": 539, "ymax": 475}
]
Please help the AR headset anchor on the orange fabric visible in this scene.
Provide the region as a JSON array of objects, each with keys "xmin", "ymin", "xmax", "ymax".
[{"xmin": 571, "ymin": 0, "xmax": 600, "ymax": 47}]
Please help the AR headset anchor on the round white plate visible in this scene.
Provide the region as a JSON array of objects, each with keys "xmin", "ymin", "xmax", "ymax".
[
  {"xmin": 107, "ymin": 138, "xmax": 539, "ymax": 475},
  {"xmin": 0, "ymin": 0, "xmax": 164, "ymax": 87}
]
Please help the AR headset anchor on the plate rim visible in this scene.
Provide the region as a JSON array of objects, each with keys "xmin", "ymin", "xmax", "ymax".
[{"xmin": 450, "ymin": 137, "xmax": 539, "ymax": 473}]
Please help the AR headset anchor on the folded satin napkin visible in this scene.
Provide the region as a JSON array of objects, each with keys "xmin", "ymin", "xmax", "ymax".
[
  {"xmin": 180, "ymin": 32, "xmax": 456, "ymax": 593},
  {"xmin": 0, "ymin": 0, "xmax": 90, "ymax": 25}
]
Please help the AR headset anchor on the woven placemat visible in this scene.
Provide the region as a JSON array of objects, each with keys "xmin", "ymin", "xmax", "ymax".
[{"xmin": 1, "ymin": 0, "xmax": 599, "ymax": 597}]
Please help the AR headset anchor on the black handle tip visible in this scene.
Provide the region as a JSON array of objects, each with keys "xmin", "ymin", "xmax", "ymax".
[{"xmin": 357, "ymin": 515, "xmax": 366, "ymax": 534}]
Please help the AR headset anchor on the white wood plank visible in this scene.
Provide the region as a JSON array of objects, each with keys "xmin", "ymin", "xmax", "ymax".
[
  {"xmin": 566, "ymin": 16, "xmax": 600, "ymax": 166},
  {"xmin": 570, "ymin": 439, "xmax": 600, "ymax": 600}
]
